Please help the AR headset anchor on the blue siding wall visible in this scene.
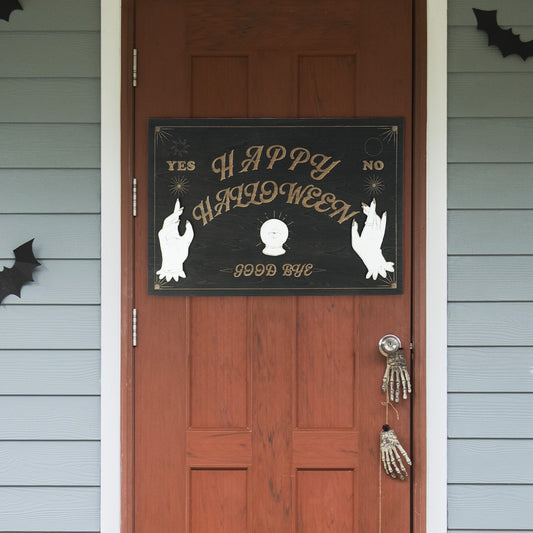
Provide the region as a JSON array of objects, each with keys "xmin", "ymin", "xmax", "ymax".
[
  {"xmin": 448, "ymin": 1, "xmax": 533, "ymax": 531},
  {"xmin": 0, "ymin": 1, "xmax": 100, "ymax": 531}
]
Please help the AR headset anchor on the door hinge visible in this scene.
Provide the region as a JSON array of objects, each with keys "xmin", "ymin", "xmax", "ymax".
[
  {"xmin": 410, "ymin": 341, "xmax": 414, "ymax": 357},
  {"xmin": 132, "ymin": 177, "xmax": 137, "ymax": 217},
  {"xmin": 132, "ymin": 308, "xmax": 138, "ymax": 347},
  {"xmin": 132, "ymin": 48, "xmax": 138, "ymax": 87}
]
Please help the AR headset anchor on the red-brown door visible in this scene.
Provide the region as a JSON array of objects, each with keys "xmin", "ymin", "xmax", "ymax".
[{"xmin": 132, "ymin": 1, "xmax": 413, "ymax": 531}]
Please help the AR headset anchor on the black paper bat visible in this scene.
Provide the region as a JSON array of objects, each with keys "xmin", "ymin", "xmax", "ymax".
[
  {"xmin": 0, "ymin": 239, "xmax": 40, "ymax": 304},
  {"xmin": 473, "ymin": 8, "xmax": 533, "ymax": 61},
  {"xmin": 0, "ymin": 0, "xmax": 23, "ymax": 22}
]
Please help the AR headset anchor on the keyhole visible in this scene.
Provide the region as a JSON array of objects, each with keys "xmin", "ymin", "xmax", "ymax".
[{"xmin": 378, "ymin": 334, "xmax": 401, "ymax": 357}]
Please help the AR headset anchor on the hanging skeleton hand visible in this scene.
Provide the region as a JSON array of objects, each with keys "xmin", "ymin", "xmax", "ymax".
[
  {"xmin": 382, "ymin": 348, "xmax": 412, "ymax": 403},
  {"xmin": 380, "ymin": 425, "xmax": 411, "ymax": 480}
]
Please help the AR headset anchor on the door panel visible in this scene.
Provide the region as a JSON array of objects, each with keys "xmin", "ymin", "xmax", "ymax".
[
  {"xmin": 133, "ymin": 1, "xmax": 413, "ymax": 531},
  {"xmin": 189, "ymin": 297, "xmax": 249, "ymax": 428}
]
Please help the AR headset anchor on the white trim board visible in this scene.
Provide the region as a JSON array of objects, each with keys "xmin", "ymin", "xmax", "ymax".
[
  {"xmin": 99, "ymin": 2, "xmax": 448, "ymax": 531},
  {"xmin": 100, "ymin": 1, "xmax": 121, "ymax": 533},
  {"xmin": 426, "ymin": 1, "xmax": 448, "ymax": 532}
]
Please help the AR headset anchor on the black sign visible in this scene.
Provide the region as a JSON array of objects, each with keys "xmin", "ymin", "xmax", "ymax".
[{"xmin": 148, "ymin": 118, "xmax": 403, "ymax": 296}]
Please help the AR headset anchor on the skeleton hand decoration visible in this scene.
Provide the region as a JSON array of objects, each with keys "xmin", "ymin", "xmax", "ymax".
[
  {"xmin": 380, "ymin": 425, "xmax": 411, "ymax": 480},
  {"xmin": 382, "ymin": 348, "xmax": 412, "ymax": 403},
  {"xmin": 156, "ymin": 198, "xmax": 194, "ymax": 282},
  {"xmin": 351, "ymin": 199, "xmax": 394, "ymax": 280}
]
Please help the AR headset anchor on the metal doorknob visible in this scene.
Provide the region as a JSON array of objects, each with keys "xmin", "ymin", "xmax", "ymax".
[{"xmin": 378, "ymin": 334, "xmax": 401, "ymax": 357}]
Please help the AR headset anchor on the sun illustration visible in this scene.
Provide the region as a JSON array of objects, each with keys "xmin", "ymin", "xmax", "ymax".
[
  {"xmin": 171, "ymin": 138, "xmax": 190, "ymax": 157},
  {"xmin": 169, "ymin": 175, "xmax": 190, "ymax": 196},
  {"xmin": 380, "ymin": 272, "xmax": 397, "ymax": 289},
  {"xmin": 155, "ymin": 126, "xmax": 173, "ymax": 144},
  {"xmin": 379, "ymin": 125, "xmax": 398, "ymax": 144},
  {"xmin": 363, "ymin": 175, "xmax": 385, "ymax": 196}
]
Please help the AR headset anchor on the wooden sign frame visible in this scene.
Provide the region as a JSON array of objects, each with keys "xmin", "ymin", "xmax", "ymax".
[{"xmin": 148, "ymin": 118, "xmax": 403, "ymax": 296}]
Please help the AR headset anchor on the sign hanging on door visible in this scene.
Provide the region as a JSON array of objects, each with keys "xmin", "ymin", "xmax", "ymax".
[{"xmin": 148, "ymin": 118, "xmax": 403, "ymax": 296}]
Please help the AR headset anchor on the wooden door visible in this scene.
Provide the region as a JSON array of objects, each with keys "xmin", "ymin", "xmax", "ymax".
[{"xmin": 132, "ymin": 1, "xmax": 413, "ymax": 532}]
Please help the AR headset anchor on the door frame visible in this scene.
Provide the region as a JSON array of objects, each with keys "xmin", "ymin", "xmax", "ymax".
[{"xmin": 100, "ymin": 1, "xmax": 448, "ymax": 531}]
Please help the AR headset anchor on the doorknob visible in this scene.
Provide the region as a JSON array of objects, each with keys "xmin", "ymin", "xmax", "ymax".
[{"xmin": 378, "ymin": 334, "xmax": 401, "ymax": 356}]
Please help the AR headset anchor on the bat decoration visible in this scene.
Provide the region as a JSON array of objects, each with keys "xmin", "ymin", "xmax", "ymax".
[
  {"xmin": 0, "ymin": 239, "xmax": 40, "ymax": 304},
  {"xmin": 0, "ymin": 0, "xmax": 23, "ymax": 22},
  {"xmin": 473, "ymin": 8, "xmax": 533, "ymax": 61}
]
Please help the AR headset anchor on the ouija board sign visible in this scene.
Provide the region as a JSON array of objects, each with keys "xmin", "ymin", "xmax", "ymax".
[{"xmin": 148, "ymin": 118, "xmax": 403, "ymax": 296}]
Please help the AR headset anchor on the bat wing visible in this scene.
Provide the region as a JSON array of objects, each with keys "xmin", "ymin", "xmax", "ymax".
[
  {"xmin": 0, "ymin": 0, "xmax": 23, "ymax": 22},
  {"xmin": 473, "ymin": 8, "xmax": 533, "ymax": 61},
  {"xmin": 0, "ymin": 239, "xmax": 40, "ymax": 304}
]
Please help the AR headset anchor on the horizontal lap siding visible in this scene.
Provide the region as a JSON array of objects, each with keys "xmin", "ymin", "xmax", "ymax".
[
  {"xmin": 448, "ymin": 302, "xmax": 533, "ymax": 346},
  {"xmin": 448, "ymin": 256, "xmax": 533, "ymax": 300},
  {"xmin": 0, "ymin": 396, "xmax": 100, "ymax": 440},
  {"xmin": 448, "ymin": 439, "xmax": 533, "ymax": 483},
  {"xmin": 0, "ymin": 441, "xmax": 100, "ymax": 485},
  {"xmin": 0, "ymin": 487, "xmax": 100, "ymax": 532},
  {"xmin": 0, "ymin": 0, "xmax": 100, "ymax": 31},
  {"xmin": 448, "ymin": 164, "xmax": 533, "ymax": 208},
  {"xmin": 448, "ymin": 210, "xmax": 533, "ymax": 254},
  {"xmin": 0, "ymin": 351, "xmax": 100, "ymax": 394},
  {"xmin": 0, "ymin": 33, "xmax": 99, "ymax": 78},
  {"xmin": 0, "ymin": 306, "xmax": 100, "ymax": 350},
  {"xmin": 448, "ymin": 3, "xmax": 533, "ymax": 532},
  {"xmin": 0, "ymin": 1, "xmax": 100, "ymax": 531},
  {"xmin": 448, "ymin": 73, "xmax": 533, "ymax": 117},
  {"xmin": 0, "ymin": 260, "xmax": 101, "ymax": 304},
  {"xmin": 448, "ymin": 118, "xmax": 533, "ymax": 162},
  {"xmin": 0, "ymin": 124, "xmax": 100, "ymax": 168},
  {"xmin": 448, "ymin": 347, "xmax": 533, "ymax": 391},
  {"xmin": 0, "ymin": 170, "xmax": 100, "ymax": 213},
  {"xmin": 448, "ymin": 394, "xmax": 533, "ymax": 438},
  {"xmin": 0, "ymin": 79, "xmax": 101, "ymax": 123},
  {"xmin": 448, "ymin": 485, "xmax": 533, "ymax": 530},
  {"xmin": 0, "ymin": 215, "xmax": 100, "ymax": 258}
]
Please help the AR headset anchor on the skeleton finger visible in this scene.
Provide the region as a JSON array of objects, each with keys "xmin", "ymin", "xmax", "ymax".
[
  {"xmin": 392, "ymin": 446, "xmax": 408, "ymax": 479},
  {"xmin": 396, "ymin": 442, "xmax": 412, "ymax": 466},
  {"xmin": 399, "ymin": 370, "xmax": 408, "ymax": 400},
  {"xmin": 394, "ymin": 370, "xmax": 401, "ymax": 403},
  {"xmin": 403, "ymin": 369, "xmax": 412, "ymax": 394},
  {"xmin": 381, "ymin": 448, "xmax": 392, "ymax": 477},
  {"xmin": 390, "ymin": 368, "xmax": 400, "ymax": 403},
  {"xmin": 389, "ymin": 369, "xmax": 396, "ymax": 402},
  {"xmin": 388, "ymin": 448, "xmax": 403, "ymax": 478},
  {"xmin": 382, "ymin": 365, "xmax": 390, "ymax": 392},
  {"xmin": 383, "ymin": 450, "xmax": 396, "ymax": 478}
]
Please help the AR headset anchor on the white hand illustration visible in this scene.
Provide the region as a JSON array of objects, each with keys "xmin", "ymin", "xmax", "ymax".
[
  {"xmin": 156, "ymin": 199, "xmax": 194, "ymax": 282},
  {"xmin": 351, "ymin": 199, "xmax": 394, "ymax": 280}
]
